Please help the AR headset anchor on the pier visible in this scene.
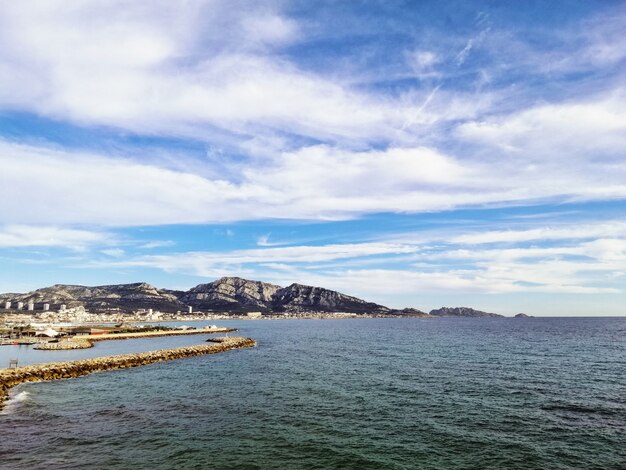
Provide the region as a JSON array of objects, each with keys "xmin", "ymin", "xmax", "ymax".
[{"xmin": 0, "ymin": 336, "xmax": 256, "ymax": 409}]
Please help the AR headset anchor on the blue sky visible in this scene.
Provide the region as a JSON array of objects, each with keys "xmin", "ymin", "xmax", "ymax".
[{"xmin": 1, "ymin": 1, "xmax": 625, "ymax": 315}]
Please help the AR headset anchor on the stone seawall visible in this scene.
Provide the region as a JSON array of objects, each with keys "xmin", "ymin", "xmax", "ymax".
[
  {"xmin": 0, "ymin": 336, "xmax": 256, "ymax": 409},
  {"xmin": 33, "ymin": 326, "xmax": 238, "ymax": 350},
  {"xmin": 35, "ymin": 339, "xmax": 93, "ymax": 350},
  {"xmin": 88, "ymin": 326, "xmax": 237, "ymax": 341}
]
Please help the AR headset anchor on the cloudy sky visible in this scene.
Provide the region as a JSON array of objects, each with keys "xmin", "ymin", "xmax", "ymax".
[{"xmin": 1, "ymin": 1, "xmax": 625, "ymax": 315}]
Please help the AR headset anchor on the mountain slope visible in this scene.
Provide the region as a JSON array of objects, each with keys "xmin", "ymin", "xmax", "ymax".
[
  {"xmin": 271, "ymin": 283, "xmax": 390, "ymax": 314},
  {"xmin": 179, "ymin": 277, "xmax": 282, "ymax": 313},
  {"xmin": 0, "ymin": 277, "xmax": 391, "ymax": 315},
  {"xmin": 0, "ymin": 283, "xmax": 185, "ymax": 312},
  {"xmin": 1, "ymin": 279, "xmax": 503, "ymax": 317}
]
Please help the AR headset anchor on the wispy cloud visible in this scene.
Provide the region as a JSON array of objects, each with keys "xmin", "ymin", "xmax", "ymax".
[
  {"xmin": 450, "ymin": 221, "xmax": 626, "ymax": 244},
  {"xmin": 0, "ymin": 1, "xmax": 465, "ymax": 147},
  {"xmin": 91, "ymin": 218, "xmax": 626, "ymax": 299},
  {"xmin": 0, "ymin": 225, "xmax": 109, "ymax": 250},
  {"xmin": 139, "ymin": 241, "xmax": 175, "ymax": 249}
]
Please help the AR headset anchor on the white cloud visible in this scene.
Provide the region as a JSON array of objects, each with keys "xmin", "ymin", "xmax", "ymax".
[
  {"xmin": 3, "ymin": 134, "xmax": 626, "ymax": 226},
  {"xmin": 451, "ymin": 222, "xmax": 626, "ymax": 244},
  {"xmin": 112, "ymin": 242, "xmax": 416, "ymax": 271},
  {"xmin": 101, "ymin": 248, "xmax": 125, "ymax": 257},
  {"xmin": 458, "ymin": 95, "xmax": 626, "ymax": 157},
  {"xmin": 90, "ymin": 221, "xmax": 626, "ymax": 297},
  {"xmin": 409, "ymin": 50, "xmax": 441, "ymax": 79},
  {"xmin": 0, "ymin": 1, "xmax": 465, "ymax": 146},
  {"xmin": 257, "ymin": 234, "xmax": 284, "ymax": 247},
  {"xmin": 296, "ymin": 269, "xmax": 619, "ymax": 297},
  {"xmin": 139, "ymin": 241, "xmax": 175, "ymax": 249},
  {"xmin": 2, "ymin": 3, "xmax": 624, "ymax": 228},
  {"xmin": 0, "ymin": 225, "xmax": 108, "ymax": 249}
]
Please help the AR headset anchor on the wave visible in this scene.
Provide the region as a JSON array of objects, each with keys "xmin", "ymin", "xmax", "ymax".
[{"xmin": 0, "ymin": 390, "xmax": 30, "ymax": 415}]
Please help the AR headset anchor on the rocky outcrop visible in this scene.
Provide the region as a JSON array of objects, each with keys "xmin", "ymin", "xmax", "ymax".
[
  {"xmin": 429, "ymin": 307, "xmax": 503, "ymax": 318},
  {"xmin": 0, "ymin": 336, "xmax": 256, "ymax": 409},
  {"xmin": 180, "ymin": 277, "xmax": 281, "ymax": 313},
  {"xmin": 387, "ymin": 308, "xmax": 430, "ymax": 317},
  {"xmin": 514, "ymin": 313, "xmax": 532, "ymax": 318}
]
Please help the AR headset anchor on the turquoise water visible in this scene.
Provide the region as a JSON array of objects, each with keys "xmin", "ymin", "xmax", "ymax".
[{"xmin": 1, "ymin": 318, "xmax": 625, "ymax": 469}]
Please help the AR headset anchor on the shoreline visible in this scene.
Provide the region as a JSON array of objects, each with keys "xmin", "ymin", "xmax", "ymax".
[{"xmin": 0, "ymin": 336, "xmax": 256, "ymax": 409}]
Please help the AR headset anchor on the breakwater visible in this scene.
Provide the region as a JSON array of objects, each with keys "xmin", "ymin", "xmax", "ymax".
[
  {"xmin": 88, "ymin": 326, "xmax": 237, "ymax": 341},
  {"xmin": 36, "ymin": 338, "xmax": 93, "ymax": 350},
  {"xmin": 0, "ymin": 336, "xmax": 256, "ymax": 409},
  {"xmin": 34, "ymin": 326, "xmax": 238, "ymax": 350}
]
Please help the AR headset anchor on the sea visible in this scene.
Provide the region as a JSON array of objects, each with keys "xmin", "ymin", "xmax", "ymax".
[{"xmin": 0, "ymin": 317, "xmax": 625, "ymax": 469}]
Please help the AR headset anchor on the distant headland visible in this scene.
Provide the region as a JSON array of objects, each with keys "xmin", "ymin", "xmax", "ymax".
[{"xmin": 0, "ymin": 276, "xmax": 505, "ymax": 321}]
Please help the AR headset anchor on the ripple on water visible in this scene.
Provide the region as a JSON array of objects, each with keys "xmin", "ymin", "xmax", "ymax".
[{"xmin": 0, "ymin": 317, "xmax": 625, "ymax": 469}]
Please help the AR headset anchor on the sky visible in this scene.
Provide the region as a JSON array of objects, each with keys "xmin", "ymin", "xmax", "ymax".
[{"xmin": 1, "ymin": 1, "xmax": 625, "ymax": 316}]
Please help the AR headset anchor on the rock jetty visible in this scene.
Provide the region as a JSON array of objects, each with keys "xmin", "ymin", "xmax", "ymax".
[
  {"xmin": 36, "ymin": 338, "xmax": 93, "ymax": 350},
  {"xmin": 34, "ymin": 326, "xmax": 237, "ymax": 350},
  {"xmin": 0, "ymin": 336, "xmax": 256, "ymax": 409}
]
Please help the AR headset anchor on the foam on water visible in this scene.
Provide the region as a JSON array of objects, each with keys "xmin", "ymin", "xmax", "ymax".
[{"xmin": 1, "ymin": 390, "xmax": 30, "ymax": 415}]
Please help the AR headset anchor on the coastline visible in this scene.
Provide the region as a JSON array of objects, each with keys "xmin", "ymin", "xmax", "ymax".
[{"xmin": 0, "ymin": 336, "xmax": 256, "ymax": 410}]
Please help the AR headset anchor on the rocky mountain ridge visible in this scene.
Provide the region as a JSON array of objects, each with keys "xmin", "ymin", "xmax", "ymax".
[
  {"xmin": 0, "ymin": 277, "xmax": 396, "ymax": 316},
  {"xmin": 0, "ymin": 277, "xmax": 503, "ymax": 317}
]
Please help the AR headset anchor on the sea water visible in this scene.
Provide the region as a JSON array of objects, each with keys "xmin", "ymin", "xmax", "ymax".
[{"xmin": 0, "ymin": 317, "xmax": 624, "ymax": 469}]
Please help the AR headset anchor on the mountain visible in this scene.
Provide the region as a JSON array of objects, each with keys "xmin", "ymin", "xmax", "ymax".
[
  {"xmin": 179, "ymin": 277, "xmax": 282, "ymax": 313},
  {"xmin": 429, "ymin": 307, "xmax": 503, "ymax": 318},
  {"xmin": 271, "ymin": 283, "xmax": 389, "ymax": 314},
  {"xmin": 0, "ymin": 282, "xmax": 184, "ymax": 312},
  {"xmin": 1, "ymin": 279, "xmax": 504, "ymax": 317},
  {"xmin": 0, "ymin": 277, "xmax": 391, "ymax": 315}
]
